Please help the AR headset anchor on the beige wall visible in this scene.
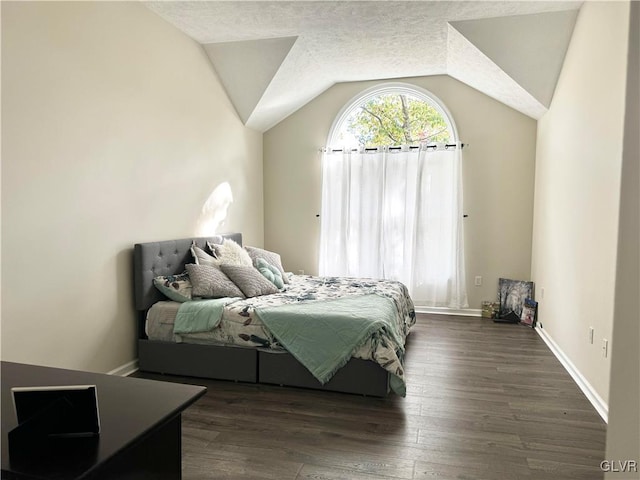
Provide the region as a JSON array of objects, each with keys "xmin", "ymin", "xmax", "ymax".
[
  {"xmin": 531, "ymin": 1, "xmax": 630, "ymax": 406},
  {"xmin": 606, "ymin": 0, "xmax": 639, "ymax": 471},
  {"xmin": 264, "ymin": 75, "xmax": 537, "ymax": 309},
  {"xmin": 1, "ymin": 1, "xmax": 263, "ymax": 372}
]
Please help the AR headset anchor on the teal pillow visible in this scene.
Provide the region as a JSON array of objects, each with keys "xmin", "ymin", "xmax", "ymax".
[{"xmin": 255, "ymin": 258, "xmax": 284, "ymax": 290}]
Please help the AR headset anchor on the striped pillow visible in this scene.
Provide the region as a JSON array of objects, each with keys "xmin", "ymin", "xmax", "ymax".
[
  {"xmin": 220, "ymin": 264, "xmax": 279, "ymax": 298},
  {"xmin": 185, "ymin": 264, "xmax": 244, "ymax": 299}
]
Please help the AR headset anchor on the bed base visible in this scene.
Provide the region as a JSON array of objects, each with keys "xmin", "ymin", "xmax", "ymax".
[
  {"xmin": 134, "ymin": 234, "xmax": 391, "ymax": 397},
  {"xmin": 137, "ymin": 339, "xmax": 390, "ymax": 397},
  {"xmin": 138, "ymin": 339, "xmax": 258, "ymax": 383},
  {"xmin": 259, "ymin": 350, "xmax": 389, "ymax": 397}
]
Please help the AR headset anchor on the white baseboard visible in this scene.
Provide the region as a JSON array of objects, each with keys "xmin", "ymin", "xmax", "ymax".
[
  {"xmin": 535, "ymin": 326, "xmax": 609, "ymax": 423},
  {"xmin": 415, "ymin": 306, "xmax": 481, "ymax": 316},
  {"xmin": 107, "ymin": 359, "xmax": 139, "ymax": 377}
]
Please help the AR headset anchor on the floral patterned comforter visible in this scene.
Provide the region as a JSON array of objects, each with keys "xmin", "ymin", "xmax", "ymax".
[{"xmin": 146, "ymin": 275, "xmax": 416, "ymax": 389}]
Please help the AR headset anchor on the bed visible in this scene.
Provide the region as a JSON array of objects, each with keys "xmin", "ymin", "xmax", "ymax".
[{"xmin": 134, "ymin": 234, "xmax": 416, "ymax": 397}]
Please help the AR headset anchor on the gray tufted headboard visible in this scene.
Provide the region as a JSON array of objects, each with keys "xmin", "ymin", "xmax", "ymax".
[{"xmin": 133, "ymin": 233, "xmax": 242, "ymax": 313}]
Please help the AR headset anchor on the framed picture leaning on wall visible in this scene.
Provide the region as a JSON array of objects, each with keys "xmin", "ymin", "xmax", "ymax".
[
  {"xmin": 520, "ymin": 298, "xmax": 538, "ymax": 328},
  {"xmin": 498, "ymin": 278, "xmax": 535, "ymax": 319}
]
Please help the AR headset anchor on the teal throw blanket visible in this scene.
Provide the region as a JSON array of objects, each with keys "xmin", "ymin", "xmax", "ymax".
[
  {"xmin": 254, "ymin": 294, "xmax": 405, "ymax": 394},
  {"xmin": 174, "ymin": 298, "xmax": 238, "ymax": 334}
]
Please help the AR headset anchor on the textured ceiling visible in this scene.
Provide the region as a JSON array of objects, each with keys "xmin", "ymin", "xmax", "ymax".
[{"xmin": 146, "ymin": 1, "xmax": 581, "ymax": 132}]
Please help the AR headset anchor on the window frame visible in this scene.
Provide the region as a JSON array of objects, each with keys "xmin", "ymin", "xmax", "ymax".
[{"xmin": 327, "ymin": 82, "xmax": 459, "ymax": 149}]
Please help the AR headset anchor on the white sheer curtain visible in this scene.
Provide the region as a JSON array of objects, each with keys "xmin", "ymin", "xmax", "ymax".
[{"xmin": 319, "ymin": 146, "xmax": 468, "ymax": 308}]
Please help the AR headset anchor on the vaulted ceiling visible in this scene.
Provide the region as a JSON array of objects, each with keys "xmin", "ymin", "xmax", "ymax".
[{"xmin": 146, "ymin": 1, "xmax": 581, "ymax": 132}]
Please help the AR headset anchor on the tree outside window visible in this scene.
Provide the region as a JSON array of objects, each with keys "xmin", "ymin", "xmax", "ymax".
[{"xmin": 333, "ymin": 92, "xmax": 452, "ymax": 148}]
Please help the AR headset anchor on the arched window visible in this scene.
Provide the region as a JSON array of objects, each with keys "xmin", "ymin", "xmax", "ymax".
[
  {"xmin": 328, "ymin": 83, "xmax": 457, "ymax": 149},
  {"xmin": 320, "ymin": 83, "xmax": 468, "ymax": 309}
]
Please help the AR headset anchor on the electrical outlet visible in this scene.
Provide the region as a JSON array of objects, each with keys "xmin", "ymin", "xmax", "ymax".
[
  {"xmin": 474, "ymin": 276, "xmax": 482, "ymax": 286},
  {"xmin": 602, "ymin": 339, "xmax": 609, "ymax": 358},
  {"xmin": 589, "ymin": 327, "xmax": 594, "ymax": 344},
  {"xmin": 540, "ymin": 287, "xmax": 545, "ymax": 299},
  {"xmin": 298, "ymin": 270, "xmax": 305, "ymax": 275}
]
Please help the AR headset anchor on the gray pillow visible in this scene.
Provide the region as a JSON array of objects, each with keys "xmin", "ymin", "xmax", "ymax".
[
  {"xmin": 244, "ymin": 246, "xmax": 289, "ymax": 284},
  {"xmin": 191, "ymin": 244, "xmax": 221, "ymax": 268},
  {"xmin": 185, "ymin": 263, "xmax": 245, "ymax": 299},
  {"xmin": 220, "ymin": 264, "xmax": 279, "ymax": 298},
  {"xmin": 206, "ymin": 239, "xmax": 223, "ymax": 256}
]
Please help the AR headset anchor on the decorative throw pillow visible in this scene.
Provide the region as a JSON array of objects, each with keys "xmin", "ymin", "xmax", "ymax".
[
  {"xmin": 220, "ymin": 264, "xmax": 279, "ymax": 298},
  {"xmin": 255, "ymin": 258, "xmax": 284, "ymax": 290},
  {"xmin": 244, "ymin": 246, "xmax": 289, "ymax": 284},
  {"xmin": 153, "ymin": 272, "xmax": 192, "ymax": 302},
  {"xmin": 185, "ymin": 263, "xmax": 245, "ymax": 299},
  {"xmin": 215, "ymin": 239, "xmax": 253, "ymax": 267},
  {"xmin": 206, "ymin": 240, "xmax": 223, "ymax": 257},
  {"xmin": 191, "ymin": 244, "xmax": 221, "ymax": 268}
]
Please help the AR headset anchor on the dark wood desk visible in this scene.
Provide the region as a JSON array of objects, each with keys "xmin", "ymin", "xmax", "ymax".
[{"xmin": 1, "ymin": 361, "xmax": 206, "ymax": 479}]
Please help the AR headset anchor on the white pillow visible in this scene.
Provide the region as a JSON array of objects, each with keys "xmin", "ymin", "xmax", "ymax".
[
  {"xmin": 216, "ymin": 239, "xmax": 253, "ymax": 267},
  {"xmin": 153, "ymin": 272, "xmax": 192, "ymax": 302}
]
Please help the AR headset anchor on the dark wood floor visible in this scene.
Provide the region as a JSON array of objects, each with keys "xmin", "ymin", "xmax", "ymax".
[{"xmin": 136, "ymin": 314, "xmax": 607, "ymax": 479}]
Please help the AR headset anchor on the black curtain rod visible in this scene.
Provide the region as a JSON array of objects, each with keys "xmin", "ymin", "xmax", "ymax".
[{"xmin": 327, "ymin": 143, "xmax": 467, "ymax": 153}]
